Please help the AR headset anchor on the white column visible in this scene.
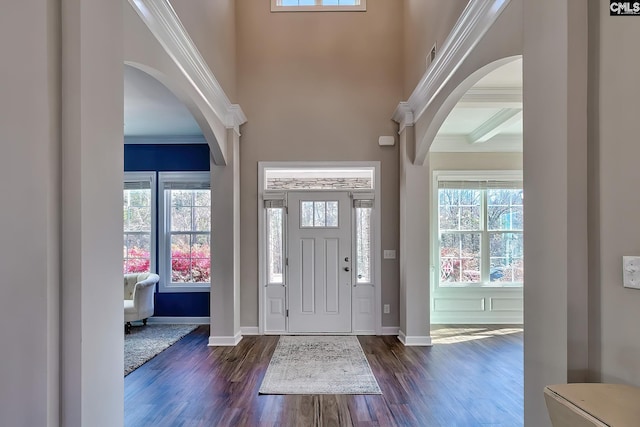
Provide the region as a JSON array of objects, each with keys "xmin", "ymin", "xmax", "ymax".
[
  {"xmin": 209, "ymin": 129, "xmax": 242, "ymax": 345},
  {"xmin": 0, "ymin": 1, "xmax": 60, "ymax": 426},
  {"xmin": 60, "ymin": 0, "xmax": 124, "ymax": 425},
  {"xmin": 523, "ymin": 0, "xmax": 589, "ymax": 425},
  {"xmin": 398, "ymin": 124, "xmax": 432, "ymax": 346}
]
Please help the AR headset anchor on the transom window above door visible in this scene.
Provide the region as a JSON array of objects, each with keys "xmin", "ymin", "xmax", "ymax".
[
  {"xmin": 264, "ymin": 168, "xmax": 374, "ymax": 190},
  {"xmin": 271, "ymin": 0, "xmax": 366, "ymax": 12}
]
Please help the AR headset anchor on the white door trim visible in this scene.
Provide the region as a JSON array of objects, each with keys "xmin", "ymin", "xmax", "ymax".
[{"xmin": 258, "ymin": 161, "xmax": 381, "ymax": 335}]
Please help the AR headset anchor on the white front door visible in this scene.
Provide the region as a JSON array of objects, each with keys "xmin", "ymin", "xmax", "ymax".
[{"xmin": 287, "ymin": 191, "xmax": 352, "ymax": 333}]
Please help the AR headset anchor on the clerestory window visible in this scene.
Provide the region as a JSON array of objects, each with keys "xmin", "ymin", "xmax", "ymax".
[{"xmin": 271, "ymin": 0, "xmax": 366, "ymax": 12}]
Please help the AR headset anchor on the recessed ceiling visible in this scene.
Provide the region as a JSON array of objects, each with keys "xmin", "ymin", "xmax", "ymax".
[
  {"xmin": 431, "ymin": 58, "xmax": 522, "ymax": 153},
  {"xmin": 123, "ymin": 65, "xmax": 203, "ymax": 139}
]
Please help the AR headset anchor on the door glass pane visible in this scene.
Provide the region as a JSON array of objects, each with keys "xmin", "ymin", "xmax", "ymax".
[
  {"xmin": 300, "ymin": 200, "xmax": 339, "ymax": 228},
  {"xmin": 301, "ymin": 201, "xmax": 314, "ymax": 227},
  {"xmin": 314, "ymin": 201, "xmax": 326, "ymax": 226},
  {"xmin": 326, "ymin": 201, "xmax": 338, "ymax": 227}
]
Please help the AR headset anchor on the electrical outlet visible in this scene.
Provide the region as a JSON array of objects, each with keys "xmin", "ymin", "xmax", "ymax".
[{"xmin": 383, "ymin": 304, "xmax": 390, "ymax": 314}]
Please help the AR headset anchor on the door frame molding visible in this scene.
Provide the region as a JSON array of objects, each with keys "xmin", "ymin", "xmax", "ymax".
[{"xmin": 258, "ymin": 161, "xmax": 382, "ymax": 335}]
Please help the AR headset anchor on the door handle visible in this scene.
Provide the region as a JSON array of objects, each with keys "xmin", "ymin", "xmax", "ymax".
[{"xmin": 344, "ymin": 267, "xmax": 350, "ymax": 272}]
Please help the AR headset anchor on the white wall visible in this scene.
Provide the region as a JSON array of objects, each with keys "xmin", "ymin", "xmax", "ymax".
[
  {"xmin": 60, "ymin": 0, "xmax": 124, "ymax": 425},
  {"xmin": 403, "ymin": 0, "xmax": 469, "ymax": 98},
  {"xmin": 0, "ymin": 1, "xmax": 60, "ymax": 425},
  {"xmin": 236, "ymin": 0, "xmax": 403, "ymax": 328},
  {"xmin": 412, "ymin": 0, "xmax": 523, "ymax": 164},
  {"xmin": 595, "ymin": 0, "xmax": 640, "ymax": 385},
  {"xmin": 123, "ymin": 1, "xmax": 228, "ymax": 164},
  {"xmin": 523, "ymin": 0, "xmax": 588, "ymax": 425},
  {"xmin": 170, "ymin": 0, "xmax": 237, "ymax": 101}
]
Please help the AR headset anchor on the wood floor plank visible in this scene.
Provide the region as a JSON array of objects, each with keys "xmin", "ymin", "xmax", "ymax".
[{"xmin": 125, "ymin": 325, "xmax": 523, "ymax": 426}]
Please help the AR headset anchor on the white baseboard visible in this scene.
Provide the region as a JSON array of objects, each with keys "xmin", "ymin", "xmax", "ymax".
[
  {"xmin": 208, "ymin": 331, "xmax": 243, "ymax": 346},
  {"xmin": 148, "ymin": 316, "xmax": 210, "ymax": 325},
  {"xmin": 240, "ymin": 326, "xmax": 259, "ymax": 335},
  {"xmin": 398, "ymin": 330, "xmax": 433, "ymax": 346},
  {"xmin": 381, "ymin": 326, "xmax": 400, "ymax": 335}
]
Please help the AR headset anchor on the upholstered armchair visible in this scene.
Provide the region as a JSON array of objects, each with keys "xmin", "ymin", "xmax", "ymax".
[{"xmin": 124, "ymin": 273, "xmax": 160, "ymax": 334}]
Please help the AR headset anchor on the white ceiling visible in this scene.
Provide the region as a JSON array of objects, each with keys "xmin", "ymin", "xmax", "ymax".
[
  {"xmin": 123, "ymin": 65, "xmax": 203, "ymax": 138},
  {"xmin": 430, "ymin": 58, "xmax": 523, "ymax": 153}
]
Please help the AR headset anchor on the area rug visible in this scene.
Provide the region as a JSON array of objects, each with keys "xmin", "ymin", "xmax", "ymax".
[
  {"xmin": 124, "ymin": 324, "xmax": 198, "ymax": 376},
  {"xmin": 259, "ymin": 336, "xmax": 382, "ymax": 395}
]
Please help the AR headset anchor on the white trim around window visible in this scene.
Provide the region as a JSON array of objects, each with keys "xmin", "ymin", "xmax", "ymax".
[
  {"xmin": 271, "ymin": 0, "xmax": 366, "ymax": 12},
  {"xmin": 258, "ymin": 161, "xmax": 381, "ymax": 335},
  {"xmin": 432, "ymin": 170, "xmax": 523, "ymax": 289},
  {"xmin": 158, "ymin": 171, "xmax": 211, "ymax": 293},
  {"xmin": 123, "ymin": 171, "xmax": 157, "ymax": 275}
]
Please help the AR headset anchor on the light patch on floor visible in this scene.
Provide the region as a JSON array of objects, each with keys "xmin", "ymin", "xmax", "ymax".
[{"xmin": 431, "ymin": 325, "xmax": 523, "ymax": 345}]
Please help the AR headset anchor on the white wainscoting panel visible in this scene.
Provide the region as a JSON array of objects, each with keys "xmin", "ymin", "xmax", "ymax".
[
  {"xmin": 490, "ymin": 297, "xmax": 523, "ymax": 312},
  {"xmin": 353, "ymin": 285, "xmax": 376, "ymax": 334},
  {"xmin": 433, "ymin": 297, "xmax": 485, "ymax": 312},
  {"xmin": 265, "ymin": 285, "xmax": 286, "ymax": 333}
]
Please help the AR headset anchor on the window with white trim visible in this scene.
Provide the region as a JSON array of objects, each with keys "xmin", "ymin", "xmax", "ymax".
[
  {"xmin": 354, "ymin": 198, "xmax": 373, "ymax": 284},
  {"xmin": 265, "ymin": 198, "xmax": 285, "ymax": 285},
  {"xmin": 159, "ymin": 172, "xmax": 211, "ymax": 292},
  {"xmin": 271, "ymin": 0, "xmax": 366, "ymax": 12},
  {"xmin": 436, "ymin": 174, "xmax": 523, "ymax": 288},
  {"xmin": 123, "ymin": 172, "xmax": 156, "ymax": 274}
]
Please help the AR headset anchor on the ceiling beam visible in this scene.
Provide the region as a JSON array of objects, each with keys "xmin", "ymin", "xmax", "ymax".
[
  {"xmin": 431, "ymin": 134, "xmax": 523, "ymax": 153},
  {"xmin": 468, "ymin": 108, "xmax": 522, "ymax": 144}
]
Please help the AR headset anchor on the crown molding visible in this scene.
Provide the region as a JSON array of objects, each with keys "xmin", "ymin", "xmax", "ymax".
[
  {"xmin": 393, "ymin": 0, "xmax": 511, "ymax": 126},
  {"xmin": 128, "ymin": 0, "xmax": 247, "ymax": 134}
]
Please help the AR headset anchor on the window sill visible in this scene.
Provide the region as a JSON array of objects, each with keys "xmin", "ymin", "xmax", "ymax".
[{"xmin": 159, "ymin": 284, "xmax": 211, "ymax": 293}]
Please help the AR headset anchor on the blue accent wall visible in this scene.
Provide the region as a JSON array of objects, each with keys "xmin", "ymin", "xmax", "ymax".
[{"xmin": 125, "ymin": 143, "xmax": 210, "ymax": 318}]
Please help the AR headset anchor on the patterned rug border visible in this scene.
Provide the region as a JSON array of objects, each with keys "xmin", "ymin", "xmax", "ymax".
[{"xmin": 259, "ymin": 335, "xmax": 382, "ymax": 395}]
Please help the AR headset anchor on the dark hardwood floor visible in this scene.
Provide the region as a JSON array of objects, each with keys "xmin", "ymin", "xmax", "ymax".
[{"xmin": 125, "ymin": 325, "xmax": 523, "ymax": 426}]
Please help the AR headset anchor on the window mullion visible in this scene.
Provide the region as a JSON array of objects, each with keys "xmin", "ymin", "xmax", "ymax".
[{"xmin": 482, "ymin": 189, "xmax": 490, "ymax": 284}]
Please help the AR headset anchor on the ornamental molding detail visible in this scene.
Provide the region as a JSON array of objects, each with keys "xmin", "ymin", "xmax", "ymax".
[
  {"xmin": 128, "ymin": 0, "xmax": 247, "ymax": 134},
  {"xmin": 393, "ymin": 0, "xmax": 512, "ymax": 129}
]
